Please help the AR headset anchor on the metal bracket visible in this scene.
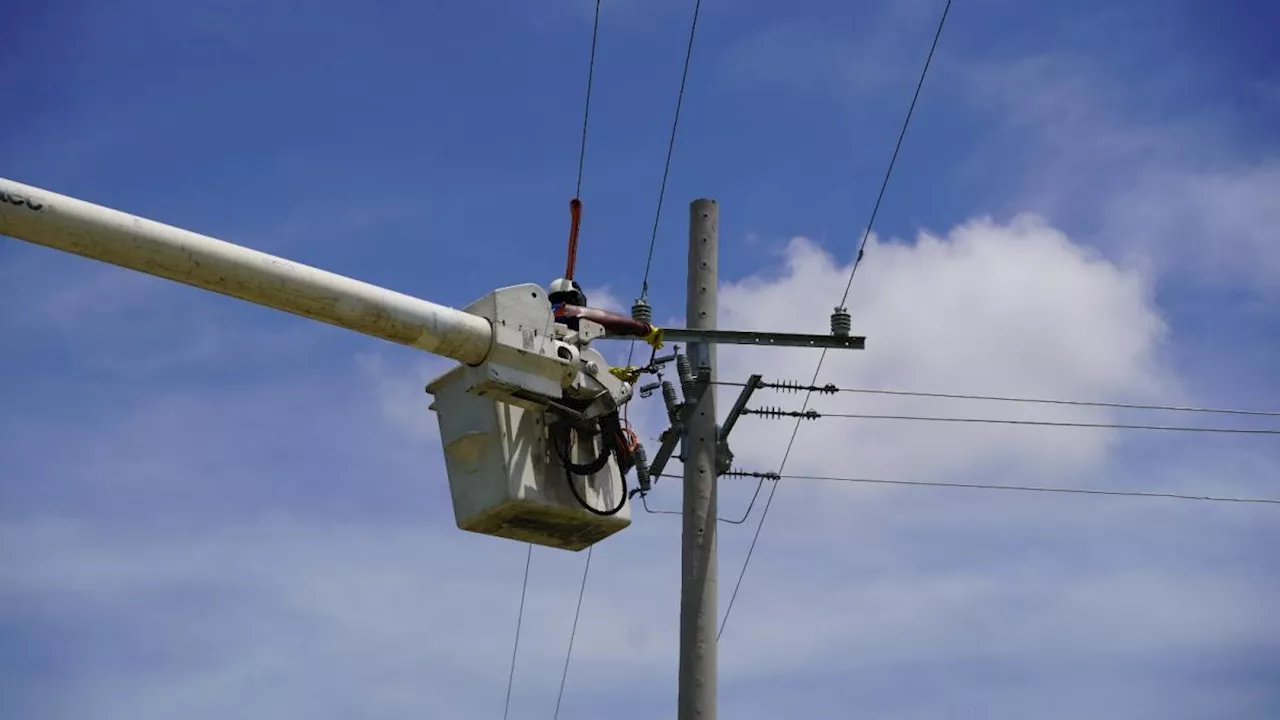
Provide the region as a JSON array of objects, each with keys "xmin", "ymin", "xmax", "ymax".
[
  {"xmin": 715, "ymin": 432, "xmax": 734, "ymax": 476},
  {"xmin": 712, "ymin": 373, "xmax": 761, "ymax": 477},
  {"xmin": 634, "ymin": 372, "xmax": 762, "ymax": 493},
  {"xmin": 719, "ymin": 374, "xmax": 762, "ymax": 442}
]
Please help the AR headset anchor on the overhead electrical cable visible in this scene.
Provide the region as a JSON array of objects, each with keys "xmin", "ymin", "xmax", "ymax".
[
  {"xmin": 574, "ymin": 0, "xmax": 601, "ymax": 200},
  {"xmin": 711, "ymin": 379, "xmax": 1280, "ymax": 418},
  {"xmin": 562, "ymin": 0, "xmax": 602, "ymax": 282},
  {"xmin": 625, "ymin": 0, "xmax": 705, "ymax": 369},
  {"xmin": 647, "ymin": 473, "xmax": 1280, "ymax": 506},
  {"xmin": 558, "ymin": 1, "xmax": 704, "ymax": 715},
  {"xmin": 776, "ymin": 472, "xmax": 1280, "ymax": 505},
  {"xmin": 719, "ymin": 0, "xmax": 953, "ymax": 641},
  {"xmin": 502, "ymin": 544, "xmax": 533, "ymax": 720},
  {"xmin": 642, "ymin": 472, "xmax": 765, "ymax": 524},
  {"xmin": 552, "ymin": 546, "xmax": 593, "ymax": 720},
  {"xmin": 543, "ymin": 4, "xmax": 609, "ymax": 718},
  {"xmin": 741, "ymin": 407, "xmax": 1280, "ymax": 435},
  {"xmin": 638, "ymin": 0, "xmax": 704, "ymax": 303}
]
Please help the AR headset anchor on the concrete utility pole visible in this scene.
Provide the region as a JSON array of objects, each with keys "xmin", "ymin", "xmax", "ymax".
[{"xmin": 679, "ymin": 198, "xmax": 718, "ymax": 720}]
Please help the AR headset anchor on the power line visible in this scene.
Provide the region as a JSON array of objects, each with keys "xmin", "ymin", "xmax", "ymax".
[
  {"xmin": 641, "ymin": 492, "xmax": 681, "ymax": 517},
  {"xmin": 720, "ymin": 0, "xmax": 952, "ymax": 641},
  {"xmin": 839, "ymin": 0, "xmax": 952, "ymax": 303},
  {"xmin": 546, "ymin": 5, "xmax": 605, "ymax": 713},
  {"xmin": 646, "ymin": 472, "xmax": 1280, "ymax": 506},
  {"xmin": 778, "ymin": 472, "xmax": 1280, "ymax": 505},
  {"xmin": 743, "ymin": 407, "xmax": 1280, "ymax": 435},
  {"xmin": 717, "ymin": 379, "xmax": 1280, "ymax": 418},
  {"xmin": 574, "ymin": 0, "xmax": 602, "ymax": 199},
  {"xmin": 642, "ymin": 474, "xmax": 765, "ymax": 524},
  {"xmin": 625, "ymin": 0, "xmax": 703, "ymax": 375},
  {"xmin": 638, "ymin": 0, "xmax": 703, "ymax": 301},
  {"xmin": 562, "ymin": 1, "xmax": 704, "ymax": 709},
  {"xmin": 552, "ymin": 546, "xmax": 592, "ymax": 720},
  {"xmin": 502, "ymin": 544, "xmax": 532, "ymax": 720}
]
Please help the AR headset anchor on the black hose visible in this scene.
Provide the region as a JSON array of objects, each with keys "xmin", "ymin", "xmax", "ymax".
[
  {"xmin": 557, "ymin": 426, "xmax": 614, "ymax": 476},
  {"xmin": 553, "ymin": 423, "xmax": 628, "ymax": 516}
]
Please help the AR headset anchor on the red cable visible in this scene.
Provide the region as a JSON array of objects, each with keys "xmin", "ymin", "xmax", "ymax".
[{"xmin": 565, "ymin": 198, "xmax": 583, "ymax": 280}]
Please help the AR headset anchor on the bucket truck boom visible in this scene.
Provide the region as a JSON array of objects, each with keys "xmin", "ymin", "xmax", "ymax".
[{"xmin": 0, "ymin": 177, "xmax": 635, "ymax": 550}]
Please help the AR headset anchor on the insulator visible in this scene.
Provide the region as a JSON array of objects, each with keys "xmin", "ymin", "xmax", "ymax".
[
  {"xmin": 749, "ymin": 406, "xmax": 821, "ymax": 420},
  {"xmin": 630, "ymin": 297, "xmax": 653, "ymax": 325},
  {"xmin": 633, "ymin": 442, "xmax": 651, "ymax": 493},
  {"xmin": 676, "ymin": 353, "xmax": 696, "ymax": 401},
  {"xmin": 725, "ymin": 469, "xmax": 781, "ymax": 481},
  {"xmin": 768, "ymin": 379, "xmax": 840, "ymax": 395},
  {"xmin": 662, "ymin": 381, "xmax": 681, "ymax": 425},
  {"xmin": 639, "ymin": 382, "xmax": 661, "ymax": 398},
  {"xmin": 831, "ymin": 306, "xmax": 852, "ymax": 337}
]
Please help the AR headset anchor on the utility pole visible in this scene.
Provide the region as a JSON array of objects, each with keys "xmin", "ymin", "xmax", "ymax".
[{"xmin": 679, "ymin": 198, "xmax": 718, "ymax": 720}]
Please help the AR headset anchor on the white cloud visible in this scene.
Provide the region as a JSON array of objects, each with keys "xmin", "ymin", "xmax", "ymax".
[
  {"xmin": 1103, "ymin": 162, "xmax": 1280, "ymax": 286},
  {"xmin": 714, "ymin": 214, "xmax": 1173, "ymax": 485},
  {"xmin": 963, "ymin": 54, "xmax": 1280, "ymax": 289},
  {"xmin": 581, "ymin": 284, "xmax": 625, "ymax": 314},
  {"xmin": 356, "ymin": 351, "xmax": 454, "ymax": 447},
  {"xmin": 4, "ymin": 213, "xmax": 1277, "ymax": 719}
]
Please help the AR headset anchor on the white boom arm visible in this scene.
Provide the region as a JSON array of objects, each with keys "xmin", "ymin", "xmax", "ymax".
[{"xmin": 0, "ymin": 177, "xmax": 493, "ymax": 365}]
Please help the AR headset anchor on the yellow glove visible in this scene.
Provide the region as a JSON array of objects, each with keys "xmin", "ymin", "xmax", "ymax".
[{"xmin": 609, "ymin": 366, "xmax": 643, "ymax": 384}]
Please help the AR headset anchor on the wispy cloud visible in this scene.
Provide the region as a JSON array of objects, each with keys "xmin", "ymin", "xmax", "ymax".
[
  {"xmin": 9, "ymin": 207, "xmax": 1277, "ymax": 718},
  {"xmin": 961, "ymin": 53, "xmax": 1280, "ymax": 288},
  {"xmin": 4, "ymin": 5, "xmax": 1279, "ymax": 716}
]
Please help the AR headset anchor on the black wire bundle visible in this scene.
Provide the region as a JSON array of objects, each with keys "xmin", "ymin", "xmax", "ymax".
[{"xmin": 550, "ymin": 414, "xmax": 629, "ymax": 516}]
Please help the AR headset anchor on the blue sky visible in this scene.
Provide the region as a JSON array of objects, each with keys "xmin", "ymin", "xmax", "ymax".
[{"xmin": 3, "ymin": 1, "xmax": 1279, "ymax": 718}]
